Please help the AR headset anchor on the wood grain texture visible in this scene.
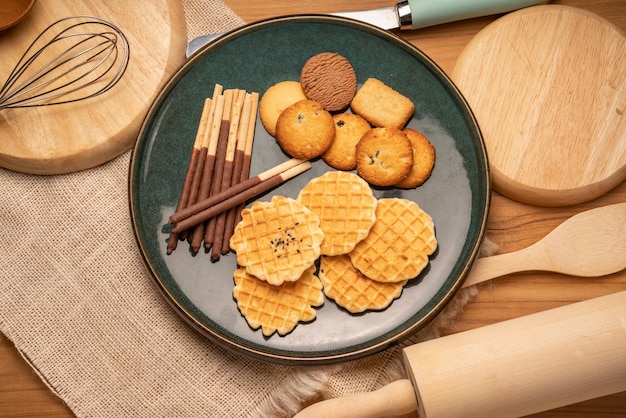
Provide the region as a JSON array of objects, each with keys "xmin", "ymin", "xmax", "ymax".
[
  {"xmin": 0, "ymin": 0, "xmax": 187, "ymax": 174},
  {"xmin": 462, "ymin": 202, "xmax": 626, "ymax": 286},
  {"xmin": 406, "ymin": 291, "xmax": 626, "ymax": 417},
  {"xmin": 452, "ymin": 5, "xmax": 626, "ymax": 206},
  {"xmin": 1, "ymin": 0, "xmax": 625, "ymax": 417}
]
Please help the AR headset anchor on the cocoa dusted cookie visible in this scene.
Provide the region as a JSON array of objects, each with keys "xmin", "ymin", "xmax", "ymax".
[
  {"xmin": 322, "ymin": 113, "xmax": 371, "ymax": 171},
  {"xmin": 300, "ymin": 52, "xmax": 357, "ymax": 112},
  {"xmin": 395, "ymin": 128, "xmax": 436, "ymax": 188},
  {"xmin": 275, "ymin": 99, "xmax": 335, "ymax": 160},
  {"xmin": 355, "ymin": 127, "xmax": 413, "ymax": 187}
]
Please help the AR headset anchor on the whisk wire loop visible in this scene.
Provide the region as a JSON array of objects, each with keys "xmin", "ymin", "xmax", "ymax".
[{"xmin": 0, "ymin": 16, "xmax": 130, "ymax": 110}]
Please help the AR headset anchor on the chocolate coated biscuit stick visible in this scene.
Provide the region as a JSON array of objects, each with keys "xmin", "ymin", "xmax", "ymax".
[{"xmin": 166, "ymin": 97, "xmax": 212, "ymax": 254}]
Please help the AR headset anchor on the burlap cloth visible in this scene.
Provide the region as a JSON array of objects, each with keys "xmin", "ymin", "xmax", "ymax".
[{"xmin": 0, "ymin": 1, "xmax": 489, "ymax": 416}]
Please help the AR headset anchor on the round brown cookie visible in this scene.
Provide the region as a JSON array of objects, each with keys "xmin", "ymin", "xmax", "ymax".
[
  {"xmin": 275, "ymin": 99, "xmax": 335, "ymax": 160},
  {"xmin": 355, "ymin": 127, "xmax": 413, "ymax": 187},
  {"xmin": 322, "ymin": 113, "xmax": 371, "ymax": 171},
  {"xmin": 300, "ymin": 52, "xmax": 357, "ymax": 112},
  {"xmin": 395, "ymin": 128, "xmax": 436, "ymax": 188},
  {"xmin": 259, "ymin": 80, "xmax": 307, "ymax": 137}
]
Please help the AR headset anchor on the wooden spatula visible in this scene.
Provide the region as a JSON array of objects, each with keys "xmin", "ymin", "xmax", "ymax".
[{"xmin": 462, "ymin": 202, "xmax": 626, "ymax": 287}]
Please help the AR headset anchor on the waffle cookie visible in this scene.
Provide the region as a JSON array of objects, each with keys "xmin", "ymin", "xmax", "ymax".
[
  {"xmin": 229, "ymin": 195, "xmax": 324, "ymax": 285},
  {"xmin": 349, "ymin": 198, "xmax": 437, "ymax": 283},
  {"xmin": 319, "ymin": 254, "xmax": 406, "ymax": 313},
  {"xmin": 297, "ymin": 171, "xmax": 377, "ymax": 256},
  {"xmin": 233, "ymin": 266, "xmax": 324, "ymax": 336}
]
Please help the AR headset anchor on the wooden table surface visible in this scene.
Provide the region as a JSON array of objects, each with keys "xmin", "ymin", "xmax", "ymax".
[{"xmin": 1, "ymin": 0, "xmax": 624, "ymax": 416}]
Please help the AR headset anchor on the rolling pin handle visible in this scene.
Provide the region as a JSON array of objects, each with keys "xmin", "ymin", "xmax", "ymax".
[{"xmin": 293, "ymin": 378, "xmax": 417, "ymax": 418}]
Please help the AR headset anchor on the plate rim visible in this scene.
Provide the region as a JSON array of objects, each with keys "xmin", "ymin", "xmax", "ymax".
[{"xmin": 128, "ymin": 14, "xmax": 491, "ymax": 365}]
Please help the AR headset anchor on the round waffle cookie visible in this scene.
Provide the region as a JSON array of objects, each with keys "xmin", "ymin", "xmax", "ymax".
[
  {"xmin": 297, "ymin": 171, "xmax": 377, "ymax": 256},
  {"xmin": 319, "ymin": 254, "xmax": 406, "ymax": 313},
  {"xmin": 233, "ymin": 266, "xmax": 324, "ymax": 336},
  {"xmin": 349, "ymin": 198, "xmax": 437, "ymax": 283},
  {"xmin": 229, "ymin": 195, "xmax": 324, "ymax": 285}
]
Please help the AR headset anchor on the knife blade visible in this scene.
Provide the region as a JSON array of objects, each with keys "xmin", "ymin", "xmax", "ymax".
[{"xmin": 186, "ymin": 0, "xmax": 544, "ymax": 57}]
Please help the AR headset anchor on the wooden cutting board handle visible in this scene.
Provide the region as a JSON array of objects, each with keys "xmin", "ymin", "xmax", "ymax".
[
  {"xmin": 295, "ymin": 291, "xmax": 626, "ymax": 417},
  {"xmin": 405, "ymin": 290, "xmax": 626, "ymax": 417}
]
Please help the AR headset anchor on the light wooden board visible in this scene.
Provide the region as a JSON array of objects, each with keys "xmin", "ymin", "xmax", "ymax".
[
  {"xmin": 0, "ymin": 0, "xmax": 187, "ymax": 174},
  {"xmin": 452, "ymin": 5, "xmax": 626, "ymax": 206}
]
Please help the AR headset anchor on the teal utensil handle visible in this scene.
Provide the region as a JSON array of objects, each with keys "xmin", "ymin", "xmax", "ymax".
[{"xmin": 407, "ymin": 0, "xmax": 544, "ymax": 29}]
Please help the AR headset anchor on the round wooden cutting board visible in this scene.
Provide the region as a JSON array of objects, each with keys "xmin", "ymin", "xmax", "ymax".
[
  {"xmin": 452, "ymin": 5, "xmax": 626, "ymax": 207},
  {"xmin": 0, "ymin": 0, "xmax": 187, "ymax": 174}
]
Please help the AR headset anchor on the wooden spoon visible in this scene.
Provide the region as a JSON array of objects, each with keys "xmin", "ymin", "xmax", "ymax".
[{"xmin": 463, "ymin": 202, "xmax": 626, "ymax": 288}]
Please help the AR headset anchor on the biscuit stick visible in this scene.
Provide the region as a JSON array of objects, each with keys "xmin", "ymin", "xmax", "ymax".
[
  {"xmin": 211, "ymin": 89, "xmax": 246, "ymax": 260},
  {"xmin": 201, "ymin": 89, "xmax": 234, "ymax": 250},
  {"xmin": 170, "ymin": 159, "xmax": 311, "ymax": 233},
  {"xmin": 219, "ymin": 94, "xmax": 251, "ymax": 255},
  {"xmin": 186, "ymin": 85, "xmax": 223, "ymax": 220},
  {"xmin": 222, "ymin": 92, "xmax": 258, "ymax": 255},
  {"xmin": 189, "ymin": 89, "xmax": 226, "ymax": 253},
  {"xmin": 166, "ymin": 97, "xmax": 212, "ymax": 255}
]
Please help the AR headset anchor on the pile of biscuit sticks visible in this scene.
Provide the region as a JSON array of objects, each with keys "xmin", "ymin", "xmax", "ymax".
[{"xmin": 166, "ymin": 84, "xmax": 311, "ymax": 260}]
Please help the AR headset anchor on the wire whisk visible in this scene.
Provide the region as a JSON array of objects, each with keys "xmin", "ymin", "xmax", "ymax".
[{"xmin": 0, "ymin": 15, "xmax": 130, "ymax": 110}]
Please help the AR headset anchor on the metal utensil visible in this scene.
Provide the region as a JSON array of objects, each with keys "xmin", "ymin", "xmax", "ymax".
[
  {"xmin": 332, "ymin": 0, "xmax": 544, "ymax": 30},
  {"xmin": 0, "ymin": 15, "xmax": 129, "ymax": 110},
  {"xmin": 186, "ymin": 0, "xmax": 544, "ymax": 57}
]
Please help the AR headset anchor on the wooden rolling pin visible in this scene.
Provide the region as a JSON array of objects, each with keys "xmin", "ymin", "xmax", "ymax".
[{"xmin": 295, "ymin": 290, "xmax": 626, "ymax": 417}]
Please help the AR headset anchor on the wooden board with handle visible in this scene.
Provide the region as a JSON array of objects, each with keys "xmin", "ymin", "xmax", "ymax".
[
  {"xmin": 0, "ymin": 0, "xmax": 187, "ymax": 174},
  {"xmin": 451, "ymin": 5, "xmax": 626, "ymax": 207}
]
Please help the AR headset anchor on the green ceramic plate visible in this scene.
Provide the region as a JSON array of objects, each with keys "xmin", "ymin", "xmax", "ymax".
[{"xmin": 129, "ymin": 16, "xmax": 489, "ymax": 365}]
